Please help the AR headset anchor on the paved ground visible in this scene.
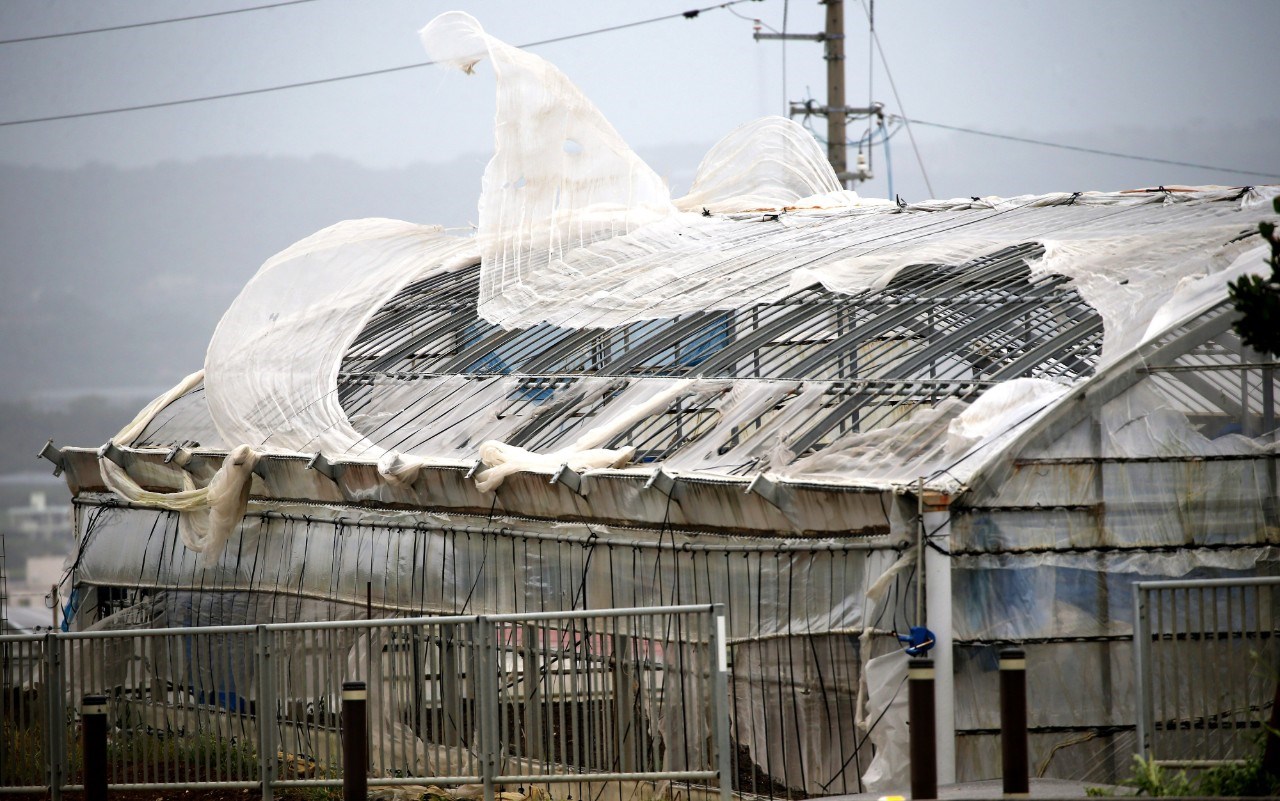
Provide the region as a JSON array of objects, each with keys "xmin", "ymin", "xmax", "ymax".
[{"xmin": 825, "ymin": 777, "xmax": 1130, "ymax": 799}]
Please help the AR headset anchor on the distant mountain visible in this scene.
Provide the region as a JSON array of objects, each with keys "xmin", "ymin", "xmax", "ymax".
[
  {"xmin": 0, "ymin": 394, "xmax": 143, "ymax": 475},
  {"xmin": 0, "ymin": 154, "xmax": 487, "ymax": 401}
]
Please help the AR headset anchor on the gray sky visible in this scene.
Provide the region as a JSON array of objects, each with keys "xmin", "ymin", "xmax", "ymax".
[{"xmin": 2, "ymin": 0, "xmax": 1278, "ymax": 191}]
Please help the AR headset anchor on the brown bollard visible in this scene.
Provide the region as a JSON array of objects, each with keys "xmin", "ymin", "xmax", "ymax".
[
  {"xmin": 1000, "ymin": 648, "xmax": 1030, "ymax": 797},
  {"xmin": 342, "ymin": 681, "xmax": 368, "ymax": 801},
  {"xmin": 908, "ymin": 658, "xmax": 938, "ymax": 800},
  {"xmin": 82, "ymin": 694, "xmax": 108, "ymax": 801}
]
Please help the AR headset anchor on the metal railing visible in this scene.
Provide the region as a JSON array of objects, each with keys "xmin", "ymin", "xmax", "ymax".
[
  {"xmin": 1133, "ymin": 576, "xmax": 1280, "ymax": 767},
  {"xmin": 1, "ymin": 604, "xmax": 731, "ymax": 801}
]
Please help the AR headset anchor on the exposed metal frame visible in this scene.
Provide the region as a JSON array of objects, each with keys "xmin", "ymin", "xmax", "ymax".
[{"xmin": 332, "ymin": 241, "xmax": 1103, "ymax": 471}]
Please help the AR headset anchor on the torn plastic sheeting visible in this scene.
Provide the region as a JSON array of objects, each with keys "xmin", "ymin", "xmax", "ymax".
[
  {"xmin": 858, "ymin": 648, "xmax": 910, "ymax": 792},
  {"xmin": 204, "ymin": 218, "xmax": 477, "ymax": 456},
  {"xmin": 443, "ymin": 181, "xmax": 1276, "ymax": 354},
  {"xmin": 780, "ymin": 377, "xmax": 1070, "ymax": 492},
  {"xmin": 357, "ymin": 375, "xmax": 682, "ymax": 489},
  {"xmin": 97, "ymin": 370, "xmax": 262, "ymax": 563},
  {"xmin": 106, "ymin": 221, "xmax": 479, "ymax": 556},
  {"xmin": 197, "ymin": 186, "xmax": 1269, "ymax": 493},
  {"xmin": 661, "ymin": 379, "xmax": 802, "ymax": 473},
  {"xmin": 473, "ymin": 441, "xmax": 633, "ymax": 493},
  {"xmin": 350, "ymin": 374, "xmax": 536, "ymax": 460},
  {"xmin": 420, "ymin": 11, "xmax": 674, "ymax": 318},
  {"xmin": 1100, "ymin": 382, "xmax": 1270, "ymax": 460},
  {"xmin": 106, "ymin": 221, "xmax": 476, "ymax": 557},
  {"xmin": 420, "ymin": 11, "xmax": 885, "ymax": 331},
  {"xmin": 1141, "ymin": 242, "xmax": 1271, "ymax": 345},
  {"xmin": 470, "ymin": 379, "xmax": 718, "ymax": 491},
  {"xmin": 674, "ymin": 116, "xmax": 852, "ymax": 214}
]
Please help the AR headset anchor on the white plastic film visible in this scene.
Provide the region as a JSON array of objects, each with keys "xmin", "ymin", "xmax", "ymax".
[
  {"xmin": 420, "ymin": 11, "xmax": 674, "ymax": 324},
  {"xmin": 674, "ymin": 116, "xmax": 851, "ymax": 214},
  {"xmin": 203, "ymin": 218, "xmax": 476, "ymax": 454},
  {"xmin": 97, "ymin": 370, "xmax": 262, "ymax": 562}
]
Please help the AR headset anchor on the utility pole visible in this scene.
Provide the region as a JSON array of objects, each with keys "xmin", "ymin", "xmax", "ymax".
[
  {"xmin": 824, "ymin": 0, "xmax": 847, "ymax": 183},
  {"xmin": 754, "ymin": 0, "xmax": 883, "ymax": 187}
]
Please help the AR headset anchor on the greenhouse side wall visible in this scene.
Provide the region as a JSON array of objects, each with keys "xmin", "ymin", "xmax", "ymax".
[
  {"xmin": 950, "ymin": 346, "xmax": 1279, "ymax": 782},
  {"xmin": 69, "ymin": 494, "xmax": 915, "ymax": 796}
]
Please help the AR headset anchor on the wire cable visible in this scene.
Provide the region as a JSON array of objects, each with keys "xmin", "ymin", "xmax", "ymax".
[
  {"xmin": 858, "ymin": 0, "xmax": 933, "ymax": 198},
  {"xmin": 0, "ymin": 0, "xmax": 322, "ymax": 45},
  {"xmin": 0, "ymin": 0, "xmax": 761, "ymax": 128},
  {"xmin": 781, "ymin": 0, "xmax": 790, "ymax": 116},
  {"xmin": 882, "ymin": 117, "xmax": 895, "ymax": 201},
  {"xmin": 864, "ymin": 0, "xmax": 875, "ymax": 154},
  {"xmin": 725, "ymin": 3, "xmax": 776, "ymax": 32},
  {"xmin": 905, "ymin": 118, "xmax": 1280, "ymax": 182}
]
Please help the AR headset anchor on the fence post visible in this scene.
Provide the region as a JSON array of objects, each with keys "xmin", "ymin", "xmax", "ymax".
[
  {"xmin": 612, "ymin": 628, "xmax": 635, "ymax": 773},
  {"xmin": 999, "ymin": 649, "xmax": 1029, "ymax": 797},
  {"xmin": 523, "ymin": 623, "xmax": 545, "ymax": 764},
  {"xmin": 43, "ymin": 632, "xmax": 65, "ymax": 801},
  {"xmin": 255, "ymin": 625, "xmax": 276, "ymax": 801},
  {"xmin": 711, "ymin": 605, "xmax": 733, "ymax": 801},
  {"xmin": 908, "ymin": 657, "xmax": 937, "ymax": 800},
  {"xmin": 440, "ymin": 623, "xmax": 461, "ymax": 748},
  {"xmin": 342, "ymin": 681, "xmax": 368, "ymax": 801},
  {"xmin": 82, "ymin": 694, "xmax": 108, "ymax": 801},
  {"xmin": 1133, "ymin": 584, "xmax": 1151, "ymax": 761},
  {"xmin": 478, "ymin": 617, "xmax": 497, "ymax": 801}
]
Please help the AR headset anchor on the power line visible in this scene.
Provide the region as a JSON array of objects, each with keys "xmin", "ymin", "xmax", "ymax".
[
  {"xmin": 858, "ymin": 0, "xmax": 933, "ymax": 197},
  {"xmin": 781, "ymin": 0, "xmax": 790, "ymax": 117},
  {"xmin": 0, "ymin": 0, "xmax": 322, "ymax": 45},
  {"xmin": 903, "ymin": 118, "xmax": 1280, "ymax": 182},
  {"xmin": 0, "ymin": 1, "xmax": 760, "ymax": 128}
]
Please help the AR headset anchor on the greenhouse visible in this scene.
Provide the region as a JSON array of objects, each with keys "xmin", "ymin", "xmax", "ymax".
[{"xmin": 47, "ymin": 11, "xmax": 1279, "ymax": 796}]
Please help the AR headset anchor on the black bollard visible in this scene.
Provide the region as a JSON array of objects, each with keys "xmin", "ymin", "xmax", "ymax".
[
  {"xmin": 999, "ymin": 648, "xmax": 1029, "ymax": 797},
  {"xmin": 82, "ymin": 694, "xmax": 108, "ymax": 801},
  {"xmin": 342, "ymin": 681, "xmax": 368, "ymax": 801},
  {"xmin": 908, "ymin": 658, "xmax": 937, "ymax": 800}
]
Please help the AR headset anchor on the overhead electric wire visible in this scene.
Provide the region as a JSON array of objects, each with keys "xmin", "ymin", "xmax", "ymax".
[
  {"xmin": 781, "ymin": 0, "xmax": 790, "ymax": 116},
  {"xmin": 724, "ymin": 4, "xmax": 777, "ymax": 33},
  {"xmin": 858, "ymin": 0, "xmax": 933, "ymax": 198},
  {"xmin": 904, "ymin": 118, "xmax": 1280, "ymax": 182},
  {"xmin": 0, "ymin": 0, "xmax": 322, "ymax": 45},
  {"xmin": 0, "ymin": 0, "xmax": 761, "ymax": 128},
  {"xmin": 863, "ymin": 0, "xmax": 875, "ymax": 157}
]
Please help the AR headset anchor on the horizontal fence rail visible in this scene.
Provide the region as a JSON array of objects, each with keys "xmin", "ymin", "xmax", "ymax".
[
  {"xmin": 1134, "ymin": 576, "xmax": 1280, "ymax": 768},
  {"xmin": 1, "ymin": 605, "xmax": 731, "ymax": 801}
]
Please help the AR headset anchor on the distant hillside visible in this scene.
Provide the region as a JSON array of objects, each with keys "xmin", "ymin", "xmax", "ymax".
[
  {"xmin": 0, "ymin": 154, "xmax": 487, "ymax": 401},
  {"xmin": 0, "ymin": 395, "xmax": 141, "ymax": 475}
]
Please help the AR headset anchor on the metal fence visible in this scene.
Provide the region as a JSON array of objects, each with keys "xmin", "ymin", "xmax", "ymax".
[
  {"xmin": 1, "ymin": 604, "xmax": 731, "ymax": 801},
  {"xmin": 1133, "ymin": 576, "xmax": 1280, "ymax": 768}
]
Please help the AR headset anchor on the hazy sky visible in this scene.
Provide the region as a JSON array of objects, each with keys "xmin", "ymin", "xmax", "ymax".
[{"xmin": 2, "ymin": 0, "xmax": 1279, "ymax": 191}]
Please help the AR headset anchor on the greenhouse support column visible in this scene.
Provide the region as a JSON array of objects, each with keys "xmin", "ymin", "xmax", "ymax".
[{"xmin": 922, "ymin": 492, "xmax": 955, "ymax": 785}]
